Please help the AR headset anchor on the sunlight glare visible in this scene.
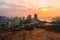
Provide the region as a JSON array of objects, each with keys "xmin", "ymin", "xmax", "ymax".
[{"xmin": 42, "ymin": 7, "xmax": 48, "ymax": 11}]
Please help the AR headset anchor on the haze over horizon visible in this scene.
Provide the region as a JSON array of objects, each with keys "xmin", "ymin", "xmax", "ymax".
[{"xmin": 0, "ymin": 0, "xmax": 60, "ymax": 21}]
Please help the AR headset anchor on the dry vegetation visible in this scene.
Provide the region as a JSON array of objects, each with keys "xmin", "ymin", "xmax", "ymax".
[{"xmin": 0, "ymin": 28, "xmax": 60, "ymax": 40}]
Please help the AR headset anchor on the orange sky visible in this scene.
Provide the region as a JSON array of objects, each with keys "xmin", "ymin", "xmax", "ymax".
[{"xmin": 0, "ymin": 0, "xmax": 60, "ymax": 21}]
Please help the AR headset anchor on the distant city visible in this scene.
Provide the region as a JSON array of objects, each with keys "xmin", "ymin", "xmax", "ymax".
[
  {"xmin": 0, "ymin": 13, "xmax": 60, "ymax": 40},
  {"xmin": 0, "ymin": 14, "xmax": 41, "ymax": 27},
  {"xmin": 0, "ymin": 13, "xmax": 60, "ymax": 32}
]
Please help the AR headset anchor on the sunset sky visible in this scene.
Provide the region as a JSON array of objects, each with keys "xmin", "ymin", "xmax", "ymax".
[{"xmin": 0, "ymin": 0, "xmax": 60, "ymax": 21}]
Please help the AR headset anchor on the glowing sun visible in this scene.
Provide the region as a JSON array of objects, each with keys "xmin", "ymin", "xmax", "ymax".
[{"xmin": 42, "ymin": 7, "xmax": 48, "ymax": 11}]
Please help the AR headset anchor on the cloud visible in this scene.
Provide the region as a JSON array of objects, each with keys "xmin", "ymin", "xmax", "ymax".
[
  {"xmin": 0, "ymin": 0, "xmax": 27, "ymax": 13},
  {"xmin": 0, "ymin": 1, "xmax": 6, "ymax": 5},
  {"xmin": 0, "ymin": 0, "xmax": 60, "ymax": 17},
  {"xmin": 0, "ymin": 0, "xmax": 38, "ymax": 9},
  {"xmin": 0, "ymin": 0, "xmax": 37, "ymax": 15}
]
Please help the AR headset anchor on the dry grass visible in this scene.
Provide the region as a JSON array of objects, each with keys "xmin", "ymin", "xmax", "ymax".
[{"xmin": 0, "ymin": 28, "xmax": 60, "ymax": 40}]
